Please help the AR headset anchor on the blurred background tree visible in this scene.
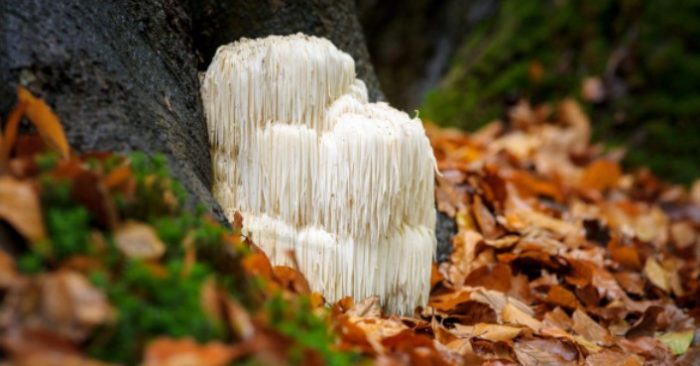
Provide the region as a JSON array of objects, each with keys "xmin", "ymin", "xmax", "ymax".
[{"xmin": 360, "ymin": 0, "xmax": 700, "ymax": 184}]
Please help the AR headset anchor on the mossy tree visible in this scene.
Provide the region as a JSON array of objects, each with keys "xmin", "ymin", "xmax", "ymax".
[{"xmin": 423, "ymin": 0, "xmax": 700, "ymax": 184}]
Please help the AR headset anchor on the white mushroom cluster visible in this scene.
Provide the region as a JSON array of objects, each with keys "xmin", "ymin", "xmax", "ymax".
[{"xmin": 201, "ymin": 33, "xmax": 436, "ymax": 314}]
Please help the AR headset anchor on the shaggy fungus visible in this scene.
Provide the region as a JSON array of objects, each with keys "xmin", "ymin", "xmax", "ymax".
[{"xmin": 201, "ymin": 34, "xmax": 436, "ymax": 314}]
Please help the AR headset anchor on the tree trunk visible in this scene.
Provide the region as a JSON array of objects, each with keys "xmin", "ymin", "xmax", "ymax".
[
  {"xmin": 0, "ymin": 0, "xmax": 225, "ymax": 222},
  {"xmin": 0, "ymin": 0, "xmax": 454, "ymax": 258}
]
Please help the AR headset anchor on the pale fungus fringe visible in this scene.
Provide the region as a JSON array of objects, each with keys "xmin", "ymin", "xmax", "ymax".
[{"xmin": 201, "ymin": 33, "xmax": 436, "ymax": 315}]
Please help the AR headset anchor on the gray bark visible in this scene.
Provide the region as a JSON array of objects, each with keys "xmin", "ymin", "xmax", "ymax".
[{"xmin": 0, "ymin": 0, "xmax": 225, "ymax": 222}]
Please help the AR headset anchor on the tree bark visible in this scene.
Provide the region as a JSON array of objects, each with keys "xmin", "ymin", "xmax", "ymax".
[
  {"xmin": 0, "ymin": 0, "xmax": 225, "ymax": 222},
  {"xmin": 0, "ymin": 0, "xmax": 454, "ymax": 256}
]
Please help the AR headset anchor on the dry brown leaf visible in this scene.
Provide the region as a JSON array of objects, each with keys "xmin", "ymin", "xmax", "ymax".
[
  {"xmin": 617, "ymin": 336, "xmax": 674, "ymax": 365},
  {"xmin": 506, "ymin": 208, "xmax": 576, "ymax": 237},
  {"xmin": 572, "ymin": 309, "xmax": 613, "ymax": 346},
  {"xmin": 483, "ymin": 235, "xmax": 519, "ymax": 249},
  {"xmin": 0, "ymin": 176, "xmax": 45, "ymax": 242},
  {"xmin": 453, "ymin": 323, "xmax": 522, "ymax": 342},
  {"xmin": 272, "ymin": 266, "xmax": 311, "ymax": 294},
  {"xmin": 0, "ymin": 99, "xmax": 27, "ymax": 164},
  {"xmin": 225, "ymin": 297, "xmax": 255, "ymax": 341},
  {"xmin": 513, "ymin": 338, "xmax": 579, "ymax": 366},
  {"xmin": 613, "ymin": 271, "xmax": 645, "ymax": 296},
  {"xmin": 670, "ymin": 221, "xmax": 696, "ymax": 249},
  {"xmin": 610, "ymin": 245, "xmax": 641, "ymax": 270},
  {"xmin": 33, "ymin": 271, "xmax": 113, "ymax": 341},
  {"xmin": 445, "ymin": 229, "xmax": 482, "ymax": 286},
  {"xmin": 464, "ymin": 263, "xmax": 512, "ymax": 293},
  {"xmin": 579, "ymin": 159, "xmax": 621, "ymax": 193},
  {"xmin": 0, "ymin": 328, "xmax": 110, "ymax": 366},
  {"xmin": 643, "ymin": 257, "xmax": 670, "ymax": 292},
  {"xmin": 584, "ymin": 350, "xmax": 643, "ymax": 366},
  {"xmin": 501, "ymin": 303, "xmax": 542, "ymax": 331},
  {"xmin": 0, "ymin": 250, "xmax": 18, "ymax": 288},
  {"xmin": 17, "ymin": 87, "xmax": 70, "ymax": 159},
  {"xmin": 347, "ymin": 296, "xmax": 382, "ymax": 318},
  {"xmin": 543, "ymin": 307, "xmax": 573, "ymax": 331},
  {"xmin": 545, "ymin": 285, "xmax": 580, "ymax": 309},
  {"xmin": 143, "ymin": 338, "xmax": 236, "ymax": 366},
  {"xmin": 472, "ymin": 195, "xmax": 500, "ymax": 239},
  {"xmin": 114, "ymin": 221, "xmax": 166, "ymax": 260}
]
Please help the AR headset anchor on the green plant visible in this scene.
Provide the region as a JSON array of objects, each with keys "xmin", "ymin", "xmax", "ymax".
[{"xmin": 422, "ymin": 0, "xmax": 700, "ymax": 183}]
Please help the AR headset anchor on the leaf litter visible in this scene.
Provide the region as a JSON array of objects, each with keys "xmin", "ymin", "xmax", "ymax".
[{"xmin": 0, "ymin": 89, "xmax": 697, "ymax": 364}]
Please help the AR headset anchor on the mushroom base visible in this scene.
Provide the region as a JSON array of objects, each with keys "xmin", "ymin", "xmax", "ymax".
[{"xmin": 242, "ymin": 213, "xmax": 435, "ymax": 315}]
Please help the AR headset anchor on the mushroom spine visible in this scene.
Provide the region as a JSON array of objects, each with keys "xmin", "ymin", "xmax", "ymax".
[{"xmin": 201, "ymin": 33, "xmax": 436, "ymax": 315}]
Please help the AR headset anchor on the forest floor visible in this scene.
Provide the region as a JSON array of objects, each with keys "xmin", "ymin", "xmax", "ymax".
[{"xmin": 0, "ymin": 89, "xmax": 698, "ymax": 365}]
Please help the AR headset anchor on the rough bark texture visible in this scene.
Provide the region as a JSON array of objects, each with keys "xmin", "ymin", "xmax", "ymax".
[
  {"xmin": 0, "ymin": 0, "xmax": 225, "ymax": 222},
  {"xmin": 183, "ymin": 0, "xmax": 384, "ymax": 101},
  {"xmin": 0, "ymin": 0, "xmax": 454, "ymax": 254}
]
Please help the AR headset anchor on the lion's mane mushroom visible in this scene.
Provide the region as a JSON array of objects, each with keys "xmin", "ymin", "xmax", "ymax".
[{"xmin": 201, "ymin": 33, "xmax": 436, "ymax": 314}]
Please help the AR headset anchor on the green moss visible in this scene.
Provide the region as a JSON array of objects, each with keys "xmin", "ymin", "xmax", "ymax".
[
  {"xmin": 266, "ymin": 294, "xmax": 361, "ymax": 366},
  {"xmin": 16, "ymin": 151, "xmax": 358, "ymax": 365},
  {"xmin": 422, "ymin": 0, "xmax": 700, "ymax": 183},
  {"xmin": 87, "ymin": 259, "xmax": 222, "ymax": 363}
]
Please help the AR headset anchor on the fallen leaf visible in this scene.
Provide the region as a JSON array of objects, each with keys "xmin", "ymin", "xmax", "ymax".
[
  {"xmin": 572, "ymin": 309, "xmax": 613, "ymax": 346},
  {"xmin": 0, "ymin": 99, "xmax": 27, "ymax": 165},
  {"xmin": 502, "ymin": 303, "xmax": 542, "ymax": 331},
  {"xmin": 580, "ymin": 159, "xmax": 621, "ymax": 193},
  {"xmin": 464, "ymin": 263, "xmax": 512, "ymax": 292},
  {"xmin": 17, "ymin": 87, "xmax": 70, "ymax": 159},
  {"xmin": 513, "ymin": 337, "xmax": 579, "ymax": 366},
  {"xmin": 670, "ymin": 221, "xmax": 696, "ymax": 250},
  {"xmin": 472, "ymin": 195, "xmax": 500, "ymax": 239},
  {"xmin": 114, "ymin": 221, "xmax": 166, "ymax": 260},
  {"xmin": 0, "ymin": 328, "xmax": 109, "ymax": 366},
  {"xmin": 584, "ymin": 350, "xmax": 643, "ymax": 366},
  {"xmin": 545, "ymin": 285, "xmax": 580, "ymax": 309},
  {"xmin": 617, "ymin": 336, "xmax": 674, "ymax": 365},
  {"xmin": 453, "ymin": 323, "xmax": 522, "ymax": 342},
  {"xmin": 610, "ymin": 245, "xmax": 641, "ymax": 270},
  {"xmin": 143, "ymin": 338, "xmax": 236, "ymax": 366},
  {"xmin": 272, "ymin": 266, "xmax": 311, "ymax": 294},
  {"xmin": 643, "ymin": 257, "xmax": 670, "ymax": 292},
  {"xmin": 0, "ymin": 176, "xmax": 45, "ymax": 242},
  {"xmin": 655, "ymin": 329, "xmax": 694, "ymax": 355}
]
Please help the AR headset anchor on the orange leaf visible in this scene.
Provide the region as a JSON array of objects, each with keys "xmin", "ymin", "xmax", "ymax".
[
  {"xmin": 272, "ymin": 265, "xmax": 311, "ymax": 294},
  {"xmin": 546, "ymin": 285, "xmax": 580, "ymax": 309},
  {"xmin": 144, "ymin": 338, "xmax": 236, "ymax": 366},
  {"xmin": 17, "ymin": 86, "xmax": 70, "ymax": 159},
  {"xmin": 580, "ymin": 159, "xmax": 621, "ymax": 192},
  {"xmin": 242, "ymin": 252, "xmax": 274, "ymax": 280},
  {"xmin": 0, "ymin": 176, "xmax": 45, "ymax": 242},
  {"xmin": 0, "ymin": 100, "xmax": 27, "ymax": 165},
  {"xmin": 103, "ymin": 165, "xmax": 133, "ymax": 190},
  {"xmin": 610, "ymin": 245, "xmax": 641, "ymax": 270}
]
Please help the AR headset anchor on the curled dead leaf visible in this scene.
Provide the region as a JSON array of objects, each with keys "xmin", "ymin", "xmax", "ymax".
[
  {"xmin": 0, "ymin": 176, "xmax": 45, "ymax": 242},
  {"xmin": 17, "ymin": 87, "xmax": 70, "ymax": 159},
  {"xmin": 502, "ymin": 303, "xmax": 542, "ymax": 331},
  {"xmin": 643, "ymin": 257, "xmax": 670, "ymax": 292},
  {"xmin": 114, "ymin": 221, "xmax": 165, "ymax": 260},
  {"xmin": 143, "ymin": 338, "xmax": 236, "ymax": 366},
  {"xmin": 572, "ymin": 309, "xmax": 613, "ymax": 346},
  {"xmin": 453, "ymin": 323, "xmax": 522, "ymax": 342},
  {"xmin": 513, "ymin": 337, "xmax": 579, "ymax": 366}
]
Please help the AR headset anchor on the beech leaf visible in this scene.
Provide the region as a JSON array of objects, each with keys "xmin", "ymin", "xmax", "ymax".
[{"xmin": 0, "ymin": 176, "xmax": 45, "ymax": 242}]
